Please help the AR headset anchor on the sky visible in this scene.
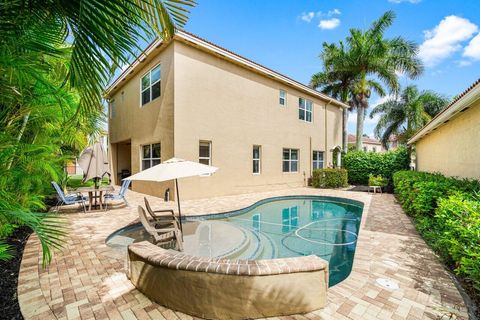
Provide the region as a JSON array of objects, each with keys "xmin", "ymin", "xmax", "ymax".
[{"xmin": 149, "ymin": 0, "xmax": 480, "ymax": 137}]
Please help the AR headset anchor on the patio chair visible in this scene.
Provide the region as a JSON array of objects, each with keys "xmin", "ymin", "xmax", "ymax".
[
  {"xmin": 51, "ymin": 181, "xmax": 87, "ymax": 213},
  {"xmin": 144, "ymin": 197, "xmax": 179, "ymax": 229},
  {"xmin": 104, "ymin": 179, "xmax": 131, "ymax": 210},
  {"xmin": 138, "ymin": 206, "xmax": 184, "ymax": 251}
]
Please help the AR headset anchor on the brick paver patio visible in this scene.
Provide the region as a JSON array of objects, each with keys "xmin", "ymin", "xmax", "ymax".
[{"xmin": 18, "ymin": 188, "xmax": 468, "ymax": 319}]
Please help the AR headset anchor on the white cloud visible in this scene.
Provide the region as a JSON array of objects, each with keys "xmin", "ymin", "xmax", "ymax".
[
  {"xmin": 300, "ymin": 12, "xmax": 315, "ymax": 23},
  {"xmin": 463, "ymin": 33, "xmax": 480, "ymax": 60},
  {"xmin": 418, "ymin": 15, "xmax": 478, "ymax": 67},
  {"xmin": 327, "ymin": 9, "xmax": 341, "ymax": 16},
  {"xmin": 319, "ymin": 18, "xmax": 340, "ymax": 30},
  {"xmin": 388, "ymin": 0, "xmax": 421, "ymax": 3}
]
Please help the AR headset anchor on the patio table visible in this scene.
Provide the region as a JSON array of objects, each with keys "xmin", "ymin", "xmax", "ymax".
[{"xmin": 76, "ymin": 186, "xmax": 114, "ymax": 211}]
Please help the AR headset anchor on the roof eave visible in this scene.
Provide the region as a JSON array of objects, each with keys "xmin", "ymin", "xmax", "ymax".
[
  {"xmin": 408, "ymin": 82, "xmax": 480, "ymax": 145},
  {"xmin": 104, "ymin": 31, "xmax": 348, "ymax": 109}
]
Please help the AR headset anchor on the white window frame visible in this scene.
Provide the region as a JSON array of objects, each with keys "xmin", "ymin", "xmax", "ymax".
[
  {"xmin": 298, "ymin": 98, "xmax": 313, "ymax": 122},
  {"xmin": 199, "ymin": 141, "xmax": 211, "ymax": 165},
  {"xmin": 253, "ymin": 145, "xmax": 261, "ymax": 174},
  {"xmin": 279, "ymin": 89, "xmax": 286, "ymax": 106},
  {"xmin": 141, "ymin": 142, "xmax": 161, "ymax": 170},
  {"xmin": 140, "ymin": 64, "xmax": 161, "ymax": 107},
  {"xmin": 282, "ymin": 148, "xmax": 299, "ymax": 173},
  {"xmin": 312, "ymin": 150, "xmax": 324, "ymax": 170}
]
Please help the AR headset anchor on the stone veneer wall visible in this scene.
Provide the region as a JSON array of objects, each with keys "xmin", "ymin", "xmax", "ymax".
[{"xmin": 128, "ymin": 241, "xmax": 329, "ymax": 319}]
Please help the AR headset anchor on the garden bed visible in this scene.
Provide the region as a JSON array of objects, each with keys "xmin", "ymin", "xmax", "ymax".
[{"xmin": 0, "ymin": 226, "xmax": 32, "ymax": 320}]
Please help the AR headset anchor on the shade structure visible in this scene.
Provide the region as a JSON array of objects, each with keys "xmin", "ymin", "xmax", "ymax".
[
  {"xmin": 78, "ymin": 142, "xmax": 110, "ymax": 187},
  {"xmin": 125, "ymin": 158, "xmax": 218, "ymax": 182},
  {"xmin": 125, "ymin": 158, "xmax": 218, "ymax": 235}
]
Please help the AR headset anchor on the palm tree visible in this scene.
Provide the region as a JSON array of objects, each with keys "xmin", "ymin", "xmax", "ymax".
[
  {"xmin": 312, "ymin": 11, "xmax": 423, "ymax": 151},
  {"xmin": 370, "ymin": 85, "xmax": 449, "ymax": 148},
  {"xmin": 0, "ymin": 0, "xmax": 196, "ymax": 266},
  {"xmin": 310, "ymin": 42, "xmax": 358, "ymax": 153}
]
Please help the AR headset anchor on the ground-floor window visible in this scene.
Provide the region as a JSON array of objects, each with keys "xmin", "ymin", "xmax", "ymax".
[
  {"xmin": 253, "ymin": 145, "xmax": 261, "ymax": 174},
  {"xmin": 199, "ymin": 141, "xmax": 211, "ymax": 165},
  {"xmin": 283, "ymin": 148, "xmax": 299, "ymax": 172},
  {"xmin": 312, "ymin": 150, "xmax": 324, "ymax": 170},
  {"xmin": 141, "ymin": 143, "xmax": 160, "ymax": 170}
]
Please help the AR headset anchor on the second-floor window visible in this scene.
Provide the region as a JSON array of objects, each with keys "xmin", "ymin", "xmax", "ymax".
[
  {"xmin": 283, "ymin": 148, "xmax": 298, "ymax": 173},
  {"xmin": 199, "ymin": 141, "xmax": 211, "ymax": 165},
  {"xmin": 312, "ymin": 151, "xmax": 324, "ymax": 170},
  {"xmin": 279, "ymin": 89, "xmax": 286, "ymax": 106},
  {"xmin": 299, "ymin": 98, "xmax": 313, "ymax": 122},
  {"xmin": 253, "ymin": 145, "xmax": 261, "ymax": 174},
  {"xmin": 141, "ymin": 64, "xmax": 161, "ymax": 106},
  {"xmin": 142, "ymin": 143, "xmax": 161, "ymax": 170}
]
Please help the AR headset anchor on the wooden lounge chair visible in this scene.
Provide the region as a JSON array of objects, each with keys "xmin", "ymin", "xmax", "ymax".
[
  {"xmin": 138, "ymin": 206, "xmax": 184, "ymax": 251},
  {"xmin": 144, "ymin": 197, "xmax": 179, "ymax": 229}
]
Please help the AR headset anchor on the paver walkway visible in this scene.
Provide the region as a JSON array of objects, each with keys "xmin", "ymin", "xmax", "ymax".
[{"xmin": 18, "ymin": 188, "xmax": 468, "ymax": 320}]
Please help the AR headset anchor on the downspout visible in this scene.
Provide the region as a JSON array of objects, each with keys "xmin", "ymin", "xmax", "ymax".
[{"xmin": 324, "ymin": 99, "xmax": 333, "ymax": 167}]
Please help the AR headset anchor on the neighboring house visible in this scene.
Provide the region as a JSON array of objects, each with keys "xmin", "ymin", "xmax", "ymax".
[
  {"xmin": 347, "ymin": 134, "xmax": 384, "ymax": 153},
  {"xmin": 105, "ymin": 31, "xmax": 348, "ymax": 200},
  {"xmin": 64, "ymin": 159, "xmax": 83, "ymax": 176},
  {"xmin": 408, "ymin": 79, "xmax": 480, "ymax": 179}
]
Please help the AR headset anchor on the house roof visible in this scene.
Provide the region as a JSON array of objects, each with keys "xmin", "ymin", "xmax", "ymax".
[
  {"xmin": 347, "ymin": 134, "xmax": 382, "ymax": 145},
  {"xmin": 408, "ymin": 78, "xmax": 480, "ymax": 144},
  {"xmin": 104, "ymin": 30, "xmax": 349, "ymax": 109}
]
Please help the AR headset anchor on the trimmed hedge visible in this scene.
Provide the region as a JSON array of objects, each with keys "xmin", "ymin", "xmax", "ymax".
[
  {"xmin": 393, "ymin": 170, "xmax": 480, "ymax": 291},
  {"xmin": 393, "ymin": 171, "xmax": 480, "ymax": 216},
  {"xmin": 312, "ymin": 168, "xmax": 348, "ymax": 189},
  {"xmin": 343, "ymin": 147, "xmax": 409, "ymax": 186}
]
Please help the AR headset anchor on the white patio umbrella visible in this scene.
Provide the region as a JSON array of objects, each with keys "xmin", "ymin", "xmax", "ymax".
[
  {"xmin": 78, "ymin": 142, "xmax": 110, "ymax": 188},
  {"xmin": 124, "ymin": 158, "xmax": 218, "ymax": 232}
]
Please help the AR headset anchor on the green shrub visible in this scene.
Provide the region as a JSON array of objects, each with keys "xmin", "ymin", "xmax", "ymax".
[
  {"xmin": 312, "ymin": 168, "xmax": 348, "ymax": 188},
  {"xmin": 343, "ymin": 147, "xmax": 409, "ymax": 186},
  {"xmin": 393, "ymin": 170, "xmax": 480, "ymax": 291},
  {"xmin": 393, "ymin": 170, "xmax": 480, "ymax": 216},
  {"xmin": 368, "ymin": 175, "xmax": 388, "ymax": 187}
]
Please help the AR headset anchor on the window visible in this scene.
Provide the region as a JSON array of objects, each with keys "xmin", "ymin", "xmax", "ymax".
[
  {"xmin": 281, "ymin": 206, "xmax": 298, "ymax": 233},
  {"xmin": 283, "ymin": 148, "xmax": 299, "ymax": 173},
  {"xmin": 252, "ymin": 213, "xmax": 261, "ymax": 231},
  {"xmin": 279, "ymin": 89, "xmax": 286, "ymax": 106},
  {"xmin": 312, "ymin": 151, "xmax": 324, "ymax": 170},
  {"xmin": 199, "ymin": 141, "xmax": 211, "ymax": 165},
  {"xmin": 372, "ymin": 147, "xmax": 377, "ymax": 153},
  {"xmin": 299, "ymin": 98, "xmax": 313, "ymax": 122},
  {"xmin": 141, "ymin": 143, "xmax": 161, "ymax": 170},
  {"xmin": 141, "ymin": 64, "xmax": 161, "ymax": 106},
  {"xmin": 109, "ymin": 99, "xmax": 116, "ymax": 119},
  {"xmin": 363, "ymin": 146, "xmax": 367, "ymax": 152},
  {"xmin": 253, "ymin": 145, "xmax": 261, "ymax": 174}
]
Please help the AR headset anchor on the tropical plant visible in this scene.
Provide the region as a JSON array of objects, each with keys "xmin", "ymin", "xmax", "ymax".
[
  {"xmin": 370, "ymin": 85, "xmax": 449, "ymax": 147},
  {"xmin": 312, "ymin": 11, "xmax": 423, "ymax": 151},
  {"xmin": 0, "ymin": 0, "xmax": 196, "ymax": 266},
  {"xmin": 310, "ymin": 43, "xmax": 358, "ymax": 153}
]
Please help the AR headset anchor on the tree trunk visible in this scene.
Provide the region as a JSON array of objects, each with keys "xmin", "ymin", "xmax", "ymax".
[
  {"xmin": 342, "ymin": 108, "xmax": 348, "ymax": 153},
  {"xmin": 6, "ymin": 112, "xmax": 30, "ymax": 170},
  {"xmin": 356, "ymin": 107, "xmax": 365, "ymax": 151}
]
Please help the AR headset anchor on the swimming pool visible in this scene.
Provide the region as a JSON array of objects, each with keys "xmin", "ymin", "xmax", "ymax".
[{"xmin": 106, "ymin": 196, "xmax": 363, "ymax": 286}]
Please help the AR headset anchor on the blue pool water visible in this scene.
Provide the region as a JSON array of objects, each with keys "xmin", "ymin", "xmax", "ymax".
[{"xmin": 106, "ymin": 196, "xmax": 363, "ymax": 286}]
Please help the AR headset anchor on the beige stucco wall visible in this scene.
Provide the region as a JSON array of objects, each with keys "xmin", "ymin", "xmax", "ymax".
[
  {"xmin": 108, "ymin": 39, "xmax": 344, "ymax": 200},
  {"xmin": 172, "ymin": 40, "xmax": 342, "ymax": 199},
  {"xmin": 108, "ymin": 43, "xmax": 176, "ymax": 196},
  {"xmin": 415, "ymin": 99, "xmax": 480, "ymax": 179}
]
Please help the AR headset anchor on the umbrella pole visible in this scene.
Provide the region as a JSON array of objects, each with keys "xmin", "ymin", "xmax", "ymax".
[{"xmin": 175, "ymin": 179, "xmax": 184, "ymax": 239}]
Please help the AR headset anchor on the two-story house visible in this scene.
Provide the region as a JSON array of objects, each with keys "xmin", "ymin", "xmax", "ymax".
[{"xmin": 105, "ymin": 31, "xmax": 348, "ymax": 200}]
